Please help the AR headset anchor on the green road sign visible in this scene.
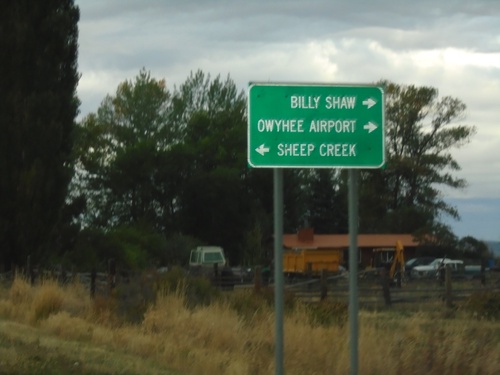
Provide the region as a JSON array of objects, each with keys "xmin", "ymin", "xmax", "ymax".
[{"xmin": 247, "ymin": 83, "xmax": 385, "ymax": 168}]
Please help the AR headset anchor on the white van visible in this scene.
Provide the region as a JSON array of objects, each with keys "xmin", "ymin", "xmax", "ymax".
[
  {"xmin": 189, "ymin": 246, "xmax": 235, "ymax": 289},
  {"xmin": 411, "ymin": 258, "xmax": 464, "ymax": 279},
  {"xmin": 189, "ymin": 246, "xmax": 227, "ymax": 269}
]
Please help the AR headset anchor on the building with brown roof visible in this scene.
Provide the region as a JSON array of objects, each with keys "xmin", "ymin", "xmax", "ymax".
[{"xmin": 283, "ymin": 228, "xmax": 419, "ymax": 269}]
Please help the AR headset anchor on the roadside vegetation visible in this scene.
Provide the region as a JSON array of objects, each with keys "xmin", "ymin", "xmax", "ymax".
[{"xmin": 1, "ymin": 272, "xmax": 499, "ymax": 375}]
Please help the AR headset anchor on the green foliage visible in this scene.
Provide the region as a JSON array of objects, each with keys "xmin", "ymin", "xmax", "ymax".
[
  {"xmin": 413, "ymin": 222, "xmax": 460, "ymax": 258},
  {"xmin": 172, "ymin": 72, "xmax": 251, "ymax": 263},
  {"xmin": 163, "ymin": 233, "xmax": 200, "ymax": 267},
  {"xmin": 107, "ymin": 225, "xmax": 165, "ymax": 270},
  {"xmin": 359, "ymin": 81, "xmax": 475, "ymax": 236},
  {"xmin": 457, "ymin": 236, "xmax": 489, "ymax": 259},
  {"xmin": 65, "ymin": 227, "xmax": 114, "ymax": 271},
  {"xmin": 0, "ymin": 0, "xmax": 80, "ymax": 269},
  {"xmin": 241, "ymin": 221, "xmax": 268, "ymax": 266},
  {"xmin": 304, "ymin": 169, "xmax": 347, "ymax": 234},
  {"xmin": 69, "ymin": 224, "xmax": 167, "ymax": 271},
  {"xmin": 73, "ymin": 69, "xmax": 260, "ymax": 265},
  {"xmin": 74, "ymin": 69, "xmax": 176, "ymax": 231}
]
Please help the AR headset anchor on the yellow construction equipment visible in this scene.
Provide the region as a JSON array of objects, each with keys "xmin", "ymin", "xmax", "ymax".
[
  {"xmin": 370, "ymin": 240, "xmax": 405, "ymax": 281},
  {"xmin": 389, "ymin": 240, "xmax": 405, "ymax": 280},
  {"xmin": 283, "ymin": 248, "xmax": 343, "ymax": 276}
]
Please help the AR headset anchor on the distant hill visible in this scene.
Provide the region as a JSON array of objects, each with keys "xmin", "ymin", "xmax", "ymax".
[{"xmin": 486, "ymin": 241, "xmax": 500, "ymax": 258}]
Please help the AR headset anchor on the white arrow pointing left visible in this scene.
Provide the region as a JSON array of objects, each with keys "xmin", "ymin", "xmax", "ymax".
[
  {"xmin": 256, "ymin": 144, "xmax": 270, "ymax": 156},
  {"xmin": 363, "ymin": 122, "xmax": 378, "ymax": 133}
]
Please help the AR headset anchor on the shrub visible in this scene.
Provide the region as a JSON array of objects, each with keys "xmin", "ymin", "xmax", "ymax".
[
  {"xmin": 305, "ymin": 301, "xmax": 348, "ymax": 327},
  {"xmin": 9, "ymin": 275, "xmax": 33, "ymax": 305},
  {"xmin": 226, "ymin": 289, "xmax": 271, "ymax": 321},
  {"xmin": 225, "ymin": 287, "xmax": 298, "ymax": 324},
  {"xmin": 462, "ymin": 291, "xmax": 500, "ymax": 320},
  {"xmin": 111, "ymin": 272, "xmax": 158, "ymax": 324},
  {"xmin": 259, "ymin": 286, "xmax": 297, "ymax": 313},
  {"xmin": 155, "ymin": 266, "xmax": 220, "ymax": 308},
  {"xmin": 30, "ymin": 281, "xmax": 64, "ymax": 324},
  {"xmin": 155, "ymin": 266, "xmax": 188, "ymax": 293},
  {"xmin": 184, "ymin": 275, "xmax": 220, "ymax": 308},
  {"xmin": 89, "ymin": 294, "xmax": 120, "ymax": 327},
  {"xmin": 42, "ymin": 311, "xmax": 94, "ymax": 341}
]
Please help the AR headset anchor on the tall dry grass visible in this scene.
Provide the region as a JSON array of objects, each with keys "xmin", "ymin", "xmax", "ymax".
[{"xmin": 0, "ymin": 274, "xmax": 499, "ymax": 375}]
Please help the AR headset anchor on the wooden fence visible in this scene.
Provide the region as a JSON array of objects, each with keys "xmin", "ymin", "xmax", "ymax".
[
  {"xmin": 2, "ymin": 262, "xmax": 499, "ymax": 311},
  {"xmin": 278, "ymin": 266, "xmax": 500, "ymax": 309}
]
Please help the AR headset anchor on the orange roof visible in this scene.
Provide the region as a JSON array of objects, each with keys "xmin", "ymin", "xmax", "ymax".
[{"xmin": 283, "ymin": 233, "xmax": 418, "ymax": 249}]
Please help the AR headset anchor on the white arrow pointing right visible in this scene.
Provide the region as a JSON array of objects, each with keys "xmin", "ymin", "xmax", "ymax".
[
  {"xmin": 362, "ymin": 98, "xmax": 376, "ymax": 109},
  {"xmin": 256, "ymin": 144, "xmax": 270, "ymax": 156},
  {"xmin": 363, "ymin": 122, "xmax": 378, "ymax": 133}
]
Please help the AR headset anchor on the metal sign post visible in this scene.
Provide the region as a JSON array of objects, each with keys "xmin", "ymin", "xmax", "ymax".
[
  {"xmin": 273, "ymin": 168, "xmax": 284, "ymax": 375},
  {"xmin": 348, "ymin": 169, "xmax": 359, "ymax": 375}
]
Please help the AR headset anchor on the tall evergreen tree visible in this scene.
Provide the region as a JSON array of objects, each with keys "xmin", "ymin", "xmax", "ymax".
[{"xmin": 0, "ymin": 0, "xmax": 80, "ymax": 268}]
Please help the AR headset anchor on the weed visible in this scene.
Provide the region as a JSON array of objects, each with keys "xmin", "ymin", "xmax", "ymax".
[
  {"xmin": 9, "ymin": 275, "xmax": 32, "ymax": 305},
  {"xmin": 462, "ymin": 290, "xmax": 500, "ymax": 320},
  {"xmin": 30, "ymin": 281, "xmax": 64, "ymax": 324},
  {"xmin": 305, "ymin": 300, "xmax": 348, "ymax": 327}
]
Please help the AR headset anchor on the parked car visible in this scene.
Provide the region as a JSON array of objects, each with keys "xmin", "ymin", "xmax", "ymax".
[
  {"xmin": 405, "ymin": 257, "xmax": 436, "ymax": 278},
  {"xmin": 411, "ymin": 258, "xmax": 464, "ymax": 279}
]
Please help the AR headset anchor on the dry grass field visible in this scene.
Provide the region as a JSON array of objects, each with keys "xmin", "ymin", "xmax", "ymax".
[{"xmin": 0, "ymin": 272, "xmax": 499, "ymax": 375}]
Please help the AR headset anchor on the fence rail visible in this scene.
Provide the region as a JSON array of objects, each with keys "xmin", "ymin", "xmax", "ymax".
[{"xmin": 281, "ymin": 267, "xmax": 500, "ymax": 308}]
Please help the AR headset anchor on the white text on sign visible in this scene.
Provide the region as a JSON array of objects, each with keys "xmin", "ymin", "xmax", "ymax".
[
  {"xmin": 290, "ymin": 95, "xmax": 357, "ymax": 110},
  {"xmin": 257, "ymin": 119, "xmax": 356, "ymax": 133},
  {"xmin": 277, "ymin": 143, "xmax": 357, "ymax": 157}
]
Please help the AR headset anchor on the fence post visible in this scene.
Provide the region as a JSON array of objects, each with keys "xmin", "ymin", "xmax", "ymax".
[
  {"xmin": 320, "ymin": 269, "xmax": 328, "ymax": 301},
  {"xmin": 445, "ymin": 265, "xmax": 453, "ymax": 308},
  {"xmin": 381, "ymin": 268, "xmax": 391, "ymax": 307}
]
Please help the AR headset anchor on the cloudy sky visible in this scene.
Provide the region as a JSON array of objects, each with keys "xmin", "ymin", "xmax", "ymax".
[{"xmin": 75, "ymin": 0, "xmax": 500, "ymax": 242}]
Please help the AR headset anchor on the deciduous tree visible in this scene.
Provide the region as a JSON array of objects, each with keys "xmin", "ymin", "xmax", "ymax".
[
  {"xmin": 360, "ymin": 81, "xmax": 475, "ymax": 237},
  {"xmin": 75, "ymin": 69, "xmax": 175, "ymax": 230}
]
